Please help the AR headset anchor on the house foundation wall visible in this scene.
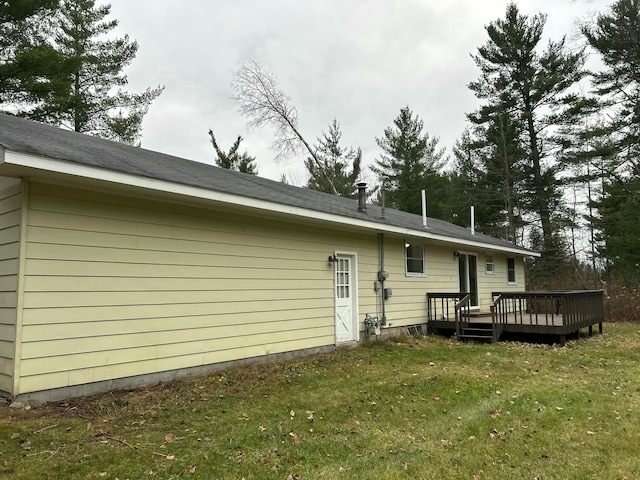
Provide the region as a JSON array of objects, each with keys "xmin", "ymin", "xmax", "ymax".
[{"xmin": 9, "ymin": 344, "xmax": 336, "ymax": 404}]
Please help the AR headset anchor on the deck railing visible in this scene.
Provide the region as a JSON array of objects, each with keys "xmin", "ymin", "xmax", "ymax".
[
  {"xmin": 490, "ymin": 290, "xmax": 605, "ymax": 336},
  {"xmin": 428, "ymin": 290, "xmax": 605, "ymax": 344},
  {"xmin": 426, "ymin": 292, "xmax": 470, "ymax": 335},
  {"xmin": 427, "ymin": 292, "xmax": 468, "ymax": 321},
  {"xmin": 454, "ymin": 294, "xmax": 471, "ymax": 339}
]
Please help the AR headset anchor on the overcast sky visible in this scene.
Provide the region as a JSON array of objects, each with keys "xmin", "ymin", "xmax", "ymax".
[{"xmin": 108, "ymin": 0, "xmax": 609, "ymax": 185}]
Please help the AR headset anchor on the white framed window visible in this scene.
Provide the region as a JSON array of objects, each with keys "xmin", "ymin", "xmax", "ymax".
[
  {"xmin": 405, "ymin": 242, "xmax": 425, "ymax": 276},
  {"xmin": 507, "ymin": 257, "xmax": 516, "ymax": 284},
  {"xmin": 485, "ymin": 253, "xmax": 495, "ymax": 274}
]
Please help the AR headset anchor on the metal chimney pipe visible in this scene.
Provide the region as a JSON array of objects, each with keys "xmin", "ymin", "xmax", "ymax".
[
  {"xmin": 471, "ymin": 205, "xmax": 475, "ymax": 235},
  {"xmin": 421, "ymin": 189, "xmax": 427, "ymax": 228},
  {"xmin": 357, "ymin": 182, "xmax": 367, "ymax": 212}
]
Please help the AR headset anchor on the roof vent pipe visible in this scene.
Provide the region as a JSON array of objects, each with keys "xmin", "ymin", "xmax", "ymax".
[
  {"xmin": 471, "ymin": 205, "xmax": 475, "ymax": 236},
  {"xmin": 357, "ymin": 182, "xmax": 367, "ymax": 213}
]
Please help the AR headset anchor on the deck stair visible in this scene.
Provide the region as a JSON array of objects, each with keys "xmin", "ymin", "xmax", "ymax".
[
  {"xmin": 455, "ymin": 298, "xmax": 498, "ymax": 343},
  {"xmin": 457, "ymin": 320, "xmax": 495, "ymax": 342}
]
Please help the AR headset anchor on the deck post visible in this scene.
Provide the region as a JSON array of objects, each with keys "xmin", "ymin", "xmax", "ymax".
[
  {"xmin": 559, "ymin": 334, "xmax": 566, "ymax": 347},
  {"xmin": 599, "ymin": 322, "xmax": 603, "ymax": 334},
  {"xmin": 589, "ymin": 325, "xmax": 593, "ymax": 337}
]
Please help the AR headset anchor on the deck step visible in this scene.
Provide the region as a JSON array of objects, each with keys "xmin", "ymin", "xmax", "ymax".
[
  {"xmin": 459, "ymin": 334, "xmax": 494, "ymax": 341},
  {"xmin": 461, "ymin": 328, "xmax": 493, "ymax": 335},
  {"xmin": 459, "ymin": 322, "xmax": 495, "ymax": 342}
]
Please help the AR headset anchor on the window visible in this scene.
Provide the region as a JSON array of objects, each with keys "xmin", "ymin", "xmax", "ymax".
[
  {"xmin": 336, "ymin": 258, "xmax": 350, "ymax": 299},
  {"xmin": 405, "ymin": 243, "xmax": 425, "ymax": 276},
  {"xmin": 485, "ymin": 253, "xmax": 495, "ymax": 274},
  {"xmin": 507, "ymin": 257, "xmax": 516, "ymax": 284}
]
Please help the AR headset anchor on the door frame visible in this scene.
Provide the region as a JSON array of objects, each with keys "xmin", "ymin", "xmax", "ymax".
[
  {"xmin": 458, "ymin": 251, "xmax": 480, "ymax": 309},
  {"xmin": 333, "ymin": 251, "xmax": 359, "ymax": 344}
]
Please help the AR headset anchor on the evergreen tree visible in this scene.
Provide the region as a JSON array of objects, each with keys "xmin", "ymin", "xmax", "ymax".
[
  {"xmin": 583, "ymin": 0, "xmax": 640, "ymax": 169},
  {"xmin": 582, "ymin": 0, "xmax": 640, "ymax": 282},
  {"xmin": 450, "ymin": 123, "xmax": 525, "ymax": 242},
  {"xmin": 469, "ymin": 2, "xmax": 588, "ymax": 276},
  {"xmin": 3, "ymin": 0, "xmax": 162, "ymax": 144},
  {"xmin": 0, "ymin": 0, "xmax": 68, "ymax": 107},
  {"xmin": 372, "ymin": 106, "xmax": 448, "ymax": 217},
  {"xmin": 208, "ymin": 130, "xmax": 258, "ymax": 175},
  {"xmin": 449, "ymin": 130, "xmax": 485, "ymax": 228},
  {"xmin": 594, "ymin": 174, "xmax": 640, "ymax": 285},
  {"xmin": 305, "ymin": 119, "xmax": 361, "ymax": 197}
]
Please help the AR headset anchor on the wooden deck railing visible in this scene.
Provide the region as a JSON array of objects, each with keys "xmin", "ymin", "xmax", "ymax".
[
  {"xmin": 427, "ymin": 292, "xmax": 467, "ymax": 321},
  {"xmin": 490, "ymin": 290, "xmax": 605, "ymax": 336},
  {"xmin": 454, "ymin": 294, "xmax": 471, "ymax": 339},
  {"xmin": 426, "ymin": 292, "xmax": 470, "ymax": 336},
  {"xmin": 428, "ymin": 290, "xmax": 605, "ymax": 344}
]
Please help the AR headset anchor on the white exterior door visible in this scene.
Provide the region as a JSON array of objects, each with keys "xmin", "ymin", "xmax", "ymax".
[{"xmin": 334, "ymin": 254, "xmax": 358, "ymax": 344}]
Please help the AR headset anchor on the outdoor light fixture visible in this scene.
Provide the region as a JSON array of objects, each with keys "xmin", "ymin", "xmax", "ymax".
[
  {"xmin": 453, "ymin": 251, "xmax": 461, "ymax": 258},
  {"xmin": 328, "ymin": 253, "xmax": 338, "ymax": 264}
]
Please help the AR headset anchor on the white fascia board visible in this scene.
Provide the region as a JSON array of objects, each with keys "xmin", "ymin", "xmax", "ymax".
[{"xmin": 3, "ymin": 150, "xmax": 539, "ymax": 257}]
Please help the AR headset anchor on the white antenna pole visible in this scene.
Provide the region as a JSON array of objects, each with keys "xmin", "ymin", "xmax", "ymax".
[
  {"xmin": 471, "ymin": 205, "xmax": 475, "ymax": 235},
  {"xmin": 421, "ymin": 190, "xmax": 427, "ymax": 228}
]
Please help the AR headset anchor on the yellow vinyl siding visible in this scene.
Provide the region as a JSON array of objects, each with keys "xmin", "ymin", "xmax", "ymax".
[
  {"xmin": 16, "ymin": 182, "xmax": 379, "ymax": 395},
  {"xmin": 18, "ymin": 335, "xmax": 332, "ymax": 393},
  {"xmin": 478, "ymin": 252, "xmax": 525, "ymax": 304},
  {"xmin": 391, "ymin": 243, "xmax": 528, "ymax": 315},
  {"xmin": 12, "ymin": 180, "xmax": 528, "ymax": 397},
  {"xmin": 0, "ymin": 181, "xmax": 22, "ymax": 395},
  {"xmin": 21, "ymin": 323, "xmax": 335, "ymax": 367},
  {"xmin": 378, "ymin": 238, "xmax": 429, "ymax": 327}
]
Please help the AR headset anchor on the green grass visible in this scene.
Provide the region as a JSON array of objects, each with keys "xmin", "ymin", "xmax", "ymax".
[{"xmin": 2, "ymin": 324, "xmax": 640, "ymax": 479}]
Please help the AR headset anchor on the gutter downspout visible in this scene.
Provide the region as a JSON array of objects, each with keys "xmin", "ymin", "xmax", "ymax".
[{"xmin": 379, "ymin": 233, "xmax": 387, "ymax": 326}]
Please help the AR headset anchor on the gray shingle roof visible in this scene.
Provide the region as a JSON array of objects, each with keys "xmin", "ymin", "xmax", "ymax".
[{"xmin": 0, "ymin": 113, "xmax": 534, "ymax": 254}]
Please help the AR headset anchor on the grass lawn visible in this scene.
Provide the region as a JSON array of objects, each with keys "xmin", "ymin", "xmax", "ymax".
[{"xmin": 2, "ymin": 323, "xmax": 640, "ymax": 479}]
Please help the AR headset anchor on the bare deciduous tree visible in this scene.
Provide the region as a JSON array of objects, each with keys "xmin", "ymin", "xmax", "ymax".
[{"xmin": 232, "ymin": 60, "xmax": 338, "ymax": 194}]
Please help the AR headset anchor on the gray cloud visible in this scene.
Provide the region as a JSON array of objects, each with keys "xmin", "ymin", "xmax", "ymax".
[{"xmin": 109, "ymin": 0, "xmax": 609, "ymax": 183}]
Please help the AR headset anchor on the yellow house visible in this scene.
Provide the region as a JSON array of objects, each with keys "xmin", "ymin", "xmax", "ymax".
[{"xmin": 0, "ymin": 114, "xmax": 537, "ymax": 402}]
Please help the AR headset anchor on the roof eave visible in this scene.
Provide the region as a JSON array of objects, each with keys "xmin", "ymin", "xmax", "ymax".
[{"xmin": 0, "ymin": 150, "xmax": 540, "ymax": 257}]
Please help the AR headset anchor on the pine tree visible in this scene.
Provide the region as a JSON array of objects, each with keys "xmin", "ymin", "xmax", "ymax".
[
  {"xmin": 372, "ymin": 106, "xmax": 448, "ymax": 217},
  {"xmin": 208, "ymin": 130, "xmax": 258, "ymax": 175},
  {"xmin": 582, "ymin": 0, "xmax": 640, "ymax": 282},
  {"xmin": 3, "ymin": 0, "xmax": 162, "ymax": 144},
  {"xmin": 0, "ymin": 0, "xmax": 68, "ymax": 107},
  {"xmin": 469, "ymin": 2, "xmax": 588, "ymax": 274},
  {"xmin": 450, "ymin": 123, "xmax": 525, "ymax": 242},
  {"xmin": 305, "ymin": 119, "xmax": 361, "ymax": 197}
]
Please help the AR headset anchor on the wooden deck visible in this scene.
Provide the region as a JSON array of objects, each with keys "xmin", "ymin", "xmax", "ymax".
[{"xmin": 427, "ymin": 291, "xmax": 605, "ymax": 345}]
